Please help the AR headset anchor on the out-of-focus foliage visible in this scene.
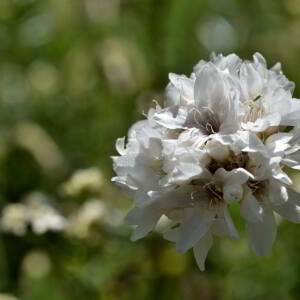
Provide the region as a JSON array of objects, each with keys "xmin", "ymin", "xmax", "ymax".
[{"xmin": 0, "ymin": 0, "xmax": 300, "ymax": 299}]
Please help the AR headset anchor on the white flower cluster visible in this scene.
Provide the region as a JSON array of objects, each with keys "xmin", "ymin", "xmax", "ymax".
[
  {"xmin": 0, "ymin": 192, "xmax": 66, "ymax": 236},
  {"xmin": 112, "ymin": 53, "xmax": 300, "ymax": 271},
  {"xmin": 0, "ymin": 168, "xmax": 123, "ymax": 238},
  {"xmin": 0, "ymin": 197, "xmax": 122, "ymax": 238}
]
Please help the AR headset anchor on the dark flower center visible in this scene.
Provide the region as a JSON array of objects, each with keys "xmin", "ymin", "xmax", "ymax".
[
  {"xmin": 207, "ymin": 152, "xmax": 249, "ymax": 174},
  {"xmin": 248, "ymin": 179, "xmax": 267, "ymax": 200},
  {"xmin": 190, "ymin": 181, "xmax": 224, "ymax": 208}
]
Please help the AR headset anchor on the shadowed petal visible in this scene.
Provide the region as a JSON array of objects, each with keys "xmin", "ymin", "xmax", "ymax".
[
  {"xmin": 247, "ymin": 204, "xmax": 277, "ymax": 256},
  {"xmin": 193, "ymin": 232, "xmax": 213, "ymax": 271}
]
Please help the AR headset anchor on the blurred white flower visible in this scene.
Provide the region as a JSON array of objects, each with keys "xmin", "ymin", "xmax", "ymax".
[
  {"xmin": 0, "ymin": 294, "xmax": 18, "ymax": 300},
  {"xmin": 66, "ymin": 199, "xmax": 122, "ymax": 238},
  {"xmin": 0, "ymin": 192, "xmax": 66, "ymax": 236},
  {"xmin": 14, "ymin": 122, "xmax": 65, "ymax": 173},
  {"xmin": 22, "ymin": 251, "xmax": 51, "ymax": 279},
  {"xmin": 61, "ymin": 167, "xmax": 104, "ymax": 197},
  {"xmin": 84, "ymin": 0, "xmax": 120, "ymax": 24},
  {"xmin": 25, "ymin": 192, "xmax": 67, "ymax": 234},
  {"xmin": 28, "ymin": 60, "xmax": 59, "ymax": 96},
  {"xmin": 0, "ymin": 203, "xmax": 28, "ymax": 236},
  {"xmin": 112, "ymin": 53, "xmax": 300, "ymax": 271},
  {"xmin": 197, "ymin": 17, "xmax": 238, "ymax": 52}
]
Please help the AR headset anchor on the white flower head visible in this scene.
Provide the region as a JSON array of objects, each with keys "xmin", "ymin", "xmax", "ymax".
[{"xmin": 112, "ymin": 53, "xmax": 300, "ymax": 271}]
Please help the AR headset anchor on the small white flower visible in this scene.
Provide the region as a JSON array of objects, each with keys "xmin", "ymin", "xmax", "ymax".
[
  {"xmin": 238, "ymin": 144, "xmax": 300, "ymax": 256},
  {"xmin": 0, "ymin": 203, "xmax": 28, "ymax": 236},
  {"xmin": 238, "ymin": 54, "xmax": 300, "ymax": 132},
  {"xmin": 112, "ymin": 52, "xmax": 300, "ymax": 270},
  {"xmin": 66, "ymin": 199, "xmax": 122, "ymax": 238},
  {"xmin": 112, "ymin": 119, "xmax": 167, "ymax": 205},
  {"xmin": 0, "ymin": 192, "xmax": 66, "ymax": 236},
  {"xmin": 61, "ymin": 168, "xmax": 104, "ymax": 197},
  {"xmin": 26, "ymin": 192, "xmax": 66, "ymax": 234},
  {"xmin": 153, "ymin": 63, "xmax": 241, "ymax": 140}
]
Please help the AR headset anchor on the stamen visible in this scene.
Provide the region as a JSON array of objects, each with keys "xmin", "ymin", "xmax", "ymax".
[
  {"xmin": 204, "ymin": 183, "xmax": 223, "ymax": 202},
  {"xmin": 248, "ymin": 179, "xmax": 267, "ymax": 200},
  {"xmin": 244, "ymin": 99, "xmax": 265, "ymax": 123},
  {"xmin": 189, "ymin": 182, "xmax": 224, "ymax": 208},
  {"xmin": 207, "ymin": 151, "xmax": 249, "ymax": 174},
  {"xmin": 192, "ymin": 107, "xmax": 220, "ymax": 135}
]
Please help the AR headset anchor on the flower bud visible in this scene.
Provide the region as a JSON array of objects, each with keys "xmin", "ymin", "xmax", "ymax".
[
  {"xmin": 206, "ymin": 140, "xmax": 230, "ymax": 162},
  {"xmin": 224, "ymin": 184, "xmax": 243, "ymax": 204},
  {"xmin": 199, "ymin": 151, "xmax": 212, "ymax": 167}
]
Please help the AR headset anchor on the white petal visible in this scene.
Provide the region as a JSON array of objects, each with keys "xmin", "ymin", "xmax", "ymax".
[
  {"xmin": 265, "ymin": 132, "xmax": 293, "ymax": 154},
  {"xmin": 128, "ymin": 120, "xmax": 160, "ymax": 141},
  {"xmin": 219, "ymin": 99, "xmax": 240, "ymax": 133},
  {"xmin": 166, "ymin": 73, "xmax": 194, "ymax": 106},
  {"xmin": 115, "ymin": 137, "xmax": 126, "ymax": 155},
  {"xmin": 176, "ymin": 208, "xmax": 215, "ymax": 252},
  {"xmin": 224, "ymin": 184, "xmax": 243, "ymax": 204},
  {"xmin": 193, "ymin": 232, "xmax": 213, "ymax": 271},
  {"xmin": 212, "ymin": 53, "xmax": 242, "ymax": 74},
  {"xmin": 206, "ymin": 140, "xmax": 230, "ymax": 162},
  {"xmin": 242, "ymin": 118, "xmax": 269, "ymax": 133},
  {"xmin": 165, "ymin": 83, "xmax": 180, "ymax": 106},
  {"xmin": 283, "ymin": 153, "xmax": 300, "ymax": 170},
  {"xmin": 174, "ymin": 162, "xmax": 207, "ymax": 184},
  {"xmin": 211, "ymin": 217, "xmax": 237, "ymax": 238},
  {"xmin": 241, "ymin": 187, "xmax": 263, "ymax": 222},
  {"xmin": 212, "ymin": 133, "xmax": 237, "ymax": 147},
  {"xmin": 211, "ymin": 208, "xmax": 239, "ymax": 238},
  {"xmin": 142, "ymin": 188, "xmax": 192, "ymax": 210},
  {"xmin": 240, "ymin": 63, "xmax": 263, "ymax": 100},
  {"xmin": 268, "ymin": 181, "xmax": 288, "ymax": 205},
  {"xmin": 125, "ymin": 207, "xmax": 162, "ymax": 241},
  {"xmin": 261, "ymin": 112, "xmax": 282, "ymax": 128},
  {"xmin": 247, "ymin": 152, "xmax": 269, "ymax": 179},
  {"xmin": 222, "ymin": 206, "xmax": 239, "ymax": 238},
  {"xmin": 247, "ymin": 204, "xmax": 277, "ymax": 256},
  {"xmin": 194, "ymin": 63, "xmax": 226, "ymax": 111},
  {"xmin": 280, "ymin": 99, "xmax": 300, "ymax": 126},
  {"xmin": 163, "ymin": 226, "xmax": 180, "ymax": 242},
  {"xmin": 153, "ymin": 106, "xmax": 188, "ymax": 129},
  {"xmin": 228, "ymin": 168, "xmax": 254, "ymax": 185},
  {"xmin": 111, "ymin": 175, "xmax": 137, "ymax": 190},
  {"xmin": 237, "ymin": 131, "xmax": 267, "ymax": 153},
  {"xmin": 272, "ymin": 201, "xmax": 300, "ymax": 223},
  {"xmin": 286, "ymin": 188, "xmax": 300, "ymax": 206},
  {"xmin": 147, "ymin": 138, "xmax": 162, "ymax": 159},
  {"xmin": 270, "ymin": 157, "xmax": 292, "ymax": 185},
  {"xmin": 214, "ymin": 168, "xmax": 248, "ymax": 184},
  {"xmin": 253, "ymin": 52, "xmax": 267, "ymax": 67}
]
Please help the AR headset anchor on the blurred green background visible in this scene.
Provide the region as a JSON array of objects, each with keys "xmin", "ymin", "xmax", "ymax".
[{"xmin": 1, "ymin": 0, "xmax": 300, "ymax": 299}]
